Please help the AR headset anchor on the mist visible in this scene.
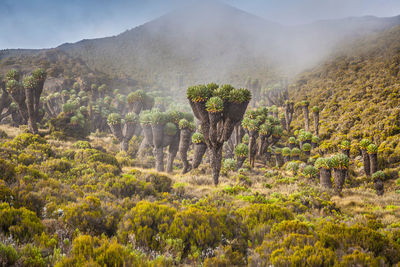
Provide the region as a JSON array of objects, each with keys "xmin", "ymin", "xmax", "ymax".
[
  {"xmin": 1, "ymin": 0, "xmax": 400, "ymax": 49},
  {"xmin": 2, "ymin": 0, "xmax": 400, "ymax": 101}
]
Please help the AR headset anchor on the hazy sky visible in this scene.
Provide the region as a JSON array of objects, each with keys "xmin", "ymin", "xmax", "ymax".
[{"xmin": 1, "ymin": 0, "xmax": 400, "ymax": 49}]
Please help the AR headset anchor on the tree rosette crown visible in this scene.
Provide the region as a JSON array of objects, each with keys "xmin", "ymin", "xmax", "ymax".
[
  {"xmin": 151, "ymin": 111, "xmax": 169, "ymax": 125},
  {"xmin": 360, "ymin": 138, "xmax": 372, "ymax": 149},
  {"xmin": 22, "ymin": 76, "xmax": 36, "ymax": 90},
  {"xmin": 192, "ymin": 132, "xmax": 205, "ymax": 144},
  {"xmin": 235, "ymin": 143, "xmax": 249, "ymax": 158},
  {"xmin": 300, "ymin": 100, "xmax": 310, "ymax": 107},
  {"xmin": 312, "ymin": 136, "xmax": 320, "ymax": 144},
  {"xmin": 32, "ymin": 68, "xmax": 47, "ymax": 83},
  {"xmin": 107, "ymin": 113, "xmax": 122, "ymax": 126},
  {"xmin": 272, "ymin": 126, "xmax": 283, "ymax": 138},
  {"xmin": 140, "ymin": 111, "xmax": 153, "ymax": 126},
  {"xmin": 302, "ymin": 143, "xmax": 312, "ymax": 152},
  {"xmin": 312, "ymin": 106, "xmax": 320, "ymax": 113},
  {"xmin": 282, "ymin": 147, "xmax": 291, "ymax": 156},
  {"xmin": 179, "ymin": 119, "xmax": 190, "ymax": 129},
  {"xmin": 371, "ymin": 170, "xmax": 385, "ymax": 181},
  {"xmin": 339, "ymin": 140, "xmax": 351, "ymax": 150},
  {"xmin": 6, "ymin": 69, "xmax": 20, "ymax": 82},
  {"xmin": 205, "ymin": 97, "xmax": 224, "ymax": 113},
  {"xmin": 6, "ymin": 80, "xmax": 20, "ymax": 93},
  {"xmin": 331, "ymin": 153, "xmax": 349, "ymax": 170},
  {"xmin": 168, "ymin": 110, "xmax": 184, "ymax": 124},
  {"xmin": 242, "ymin": 119, "xmax": 259, "ymax": 132},
  {"xmin": 187, "ymin": 85, "xmax": 211, "ymax": 103},
  {"xmin": 165, "ymin": 122, "xmax": 178, "ymax": 136},
  {"xmin": 228, "ymin": 88, "xmax": 251, "ymax": 103},
  {"xmin": 314, "ymin": 157, "xmax": 333, "ymax": 169},
  {"xmin": 127, "ymin": 90, "xmax": 145, "ymax": 104},
  {"xmin": 125, "ymin": 112, "xmax": 139, "ymax": 124},
  {"xmin": 289, "ymin": 137, "xmax": 296, "ymax": 144},
  {"xmin": 367, "ymin": 144, "xmax": 378, "ymax": 154},
  {"xmin": 291, "ymin": 148, "xmax": 301, "ymax": 156},
  {"xmin": 259, "ymin": 123, "xmax": 272, "ymax": 136}
]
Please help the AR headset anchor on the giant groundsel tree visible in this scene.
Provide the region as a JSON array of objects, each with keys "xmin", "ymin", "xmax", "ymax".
[{"xmin": 187, "ymin": 84, "xmax": 251, "ymax": 185}]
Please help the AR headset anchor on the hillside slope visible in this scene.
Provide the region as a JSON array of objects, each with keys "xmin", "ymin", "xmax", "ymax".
[{"xmin": 290, "ymin": 25, "xmax": 400, "ymax": 166}]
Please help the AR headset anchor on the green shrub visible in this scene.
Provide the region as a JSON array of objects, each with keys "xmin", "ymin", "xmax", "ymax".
[
  {"xmin": 118, "ymin": 201, "xmax": 177, "ymax": 250},
  {"xmin": 0, "ymin": 159, "xmax": 16, "ymax": 184},
  {"xmin": 74, "ymin": 141, "xmax": 91, "ymax": 149},
  {"xmin": 0, "ymin": 243, "xmax": 19, "ymax": 266},
  {"xmin": 0, "ymin": 203, "xmax": 44, "ymax": 242},
  {"xmin": 146, "ymin": 172, "xmax": 172, "ymax": 193},
  {"xmin": 169, "ymin": 206, "xmax": 227, "ymax": 255},
  {"xmin": 303, "ymin": 165, "xmax": 318, "ymax": 178},
  {"xmin": 235, "ymin": 143, "xmax": 249, "ymax": 158},
  {"xmin": 223, "ymin": 158, "xmax": 236, "ymax": 172},
  {"xmin": 286, "ymin": 161, "xmax": 299, "ymax": 173}
]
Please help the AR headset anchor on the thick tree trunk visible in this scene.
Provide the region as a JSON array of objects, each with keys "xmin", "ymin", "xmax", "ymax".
[
  {"xmin": 304, "ymin": 150, "xmax": 310, "ymax": 157},
  {"xmin": 283, "ymin": 156, "xmax": 290, "ymax": 163},
  {"xmin": 374, "ymin": 179, "xmax": 384, "ymax": 196},
  {"xmin": 248, "ymin": 131, "xmax": 258, "ymax": 168},
  {"xmin": 361, "ymin": 149, "xmax": 370, "ymax": 177},
  {"xmin": 179, "ymin": 128, "xmax": 192, "ymax": 174},
  {"xmin": 275, "ymin": 154, "xmax": 283, "ymax": 167},
  {"xmin": 120, "ymin": 123, "xmax": 137, "ymax": 152},
  {"xmin": 192, "ymin": 142, "xmax": 207, "ymax": 169},
  {"xmin": 303, "ymin": 106, "xmax": 310, "ymax": 132},
  {"xmin": 369, "ymin": 153, "xmax": 378, "ymax": 175},
  {"xmin": 333, "ymin": 169, "xmax": 346, "ymax": 195},
  {"xmin": 280, "ymin": 117, "xmax": 287, "ymax": 131},
  {"xmin": 311, "ymin": 142, "xmax": 317, "ymax": 149},
  {"xmin": 210, "ymin": 145, "xmax": 223, "ymax": 186},
  {"xmin": 151, "ymin": 124, "xmax": 164, "ymax": 148},
  {"xmin": 236, "ymin": 156, "xmax": 246, "ymax": 169},
  {"xmin": 154, "ymin": 147, "xmax": 164, "ymax": 172},
  {"xmin": 313, "ymin": 111, "xmax": 319, "ymax": 137},
  {"xmin": 109, "ymin": 123, "xmax": 123, "ymax": 142},
  {"xmin": 130, "ymin": 102, "xmax": 143, "ymax": 114},
  {"xmin": 24, "ymin": 86, "xmax": 38, "ymax": 134},
  {"xmin": 166, "ymin": 134, "xmax": 180, "ymax": 173},
  {"xmin": 342, "ymin": 149, "xmax": 350, "ymax": 158},
  {"xmin": 292, "ymin": 155, "xmax": 299, "ymax": 161},
  {"xmin": 289, "ymin": 143, "xmax": 295, "ymax": 149},
  {"xmin": 319, "ymin": 168, "xmax": 332, "ymax": 188}
]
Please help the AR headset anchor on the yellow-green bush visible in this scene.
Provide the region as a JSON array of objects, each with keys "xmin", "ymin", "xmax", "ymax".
[
  {"xmin": 118, "ymin": 201, "xmax": 176, "ymax": 250},
  {"xmin": 0, "ymin": 203, "xmax": 44, "ymax": 242}
]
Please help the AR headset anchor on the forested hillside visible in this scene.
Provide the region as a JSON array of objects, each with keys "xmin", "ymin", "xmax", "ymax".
[{"xmin": 290, "ymin": 25, "xmax": 400, "ymax": 166}]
